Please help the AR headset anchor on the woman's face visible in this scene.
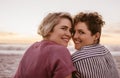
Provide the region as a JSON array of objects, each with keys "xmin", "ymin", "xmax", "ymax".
[
  {"xmin": 73, "ymin": 22, "xmax": 97, "ymax": 50},
  {"xmin": 48, "ymin": 18, "xmax": 72, "ymax": 47}
]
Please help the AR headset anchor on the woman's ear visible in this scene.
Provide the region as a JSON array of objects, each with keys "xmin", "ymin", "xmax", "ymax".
[
  {"xmin": 95, "ymin": 32, "xmax": 100, "ymax": 40},
  {"xmin": 93, "ymin": 32, "xmax": 100, "ymax": 44}
]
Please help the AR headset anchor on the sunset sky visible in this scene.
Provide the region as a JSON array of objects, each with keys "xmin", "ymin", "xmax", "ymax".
[{"xmin": 0, "ymin": 0, "xmax": 120, "ymax": 44}]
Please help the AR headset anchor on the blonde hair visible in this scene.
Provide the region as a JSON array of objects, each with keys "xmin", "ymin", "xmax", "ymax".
[{"xmin": 37, "ymin": 12, "xmax": 73, "ymax": 38}]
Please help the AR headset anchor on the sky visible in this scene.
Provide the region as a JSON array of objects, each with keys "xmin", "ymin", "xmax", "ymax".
[{"xmin": 0, "ymin": 0, "xmax": 120, "ymax": 44}]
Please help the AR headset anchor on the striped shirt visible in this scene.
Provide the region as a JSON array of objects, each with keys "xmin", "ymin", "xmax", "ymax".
[{"xmin": 72, "ymin": 44, "xmax": 119, "ymax": 78}]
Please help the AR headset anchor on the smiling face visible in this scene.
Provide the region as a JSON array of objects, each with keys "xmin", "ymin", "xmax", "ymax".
[
  {"xmin": 73, "ymin": 22, "xmax": 99, "ymax": 50},
  {"xmin": 48, "ymin": 18, "xmax": 72, "ymax": 47}
]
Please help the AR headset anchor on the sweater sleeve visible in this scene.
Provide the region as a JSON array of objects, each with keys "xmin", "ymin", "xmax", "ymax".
[{"xmin": 47, "ymin": 45, "xmax": 76, "ymax": 78}]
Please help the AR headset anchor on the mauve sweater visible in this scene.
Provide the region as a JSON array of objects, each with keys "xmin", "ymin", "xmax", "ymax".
[{"xmin": 14, "ymin": 40, "xmax": 76, "ymax": 78}]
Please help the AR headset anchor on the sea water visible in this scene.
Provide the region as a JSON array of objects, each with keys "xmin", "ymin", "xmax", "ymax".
[{"xmin": 0, "ymin": 44, "xmax": 120, "ymax": 56}]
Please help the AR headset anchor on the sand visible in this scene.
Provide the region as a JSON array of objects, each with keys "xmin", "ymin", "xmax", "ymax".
[{"xmin": 0, "ymin": 54, "xmax": 119, "ymax": 78}]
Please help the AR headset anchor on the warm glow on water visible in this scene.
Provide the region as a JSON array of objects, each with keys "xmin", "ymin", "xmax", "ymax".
[
  {"xmin": 0, "ymin": 32, "xmax": 120, "ymax": 55},
  {"xmin": 0, "ymin": 33, "xmax": 120, "ymax": 45},
  {"xmin": 0, "ymin": 33, "xmax": 42, "ymax": 44},
  {"xmin": 101, "ymin": 33, "xmax": 120, "ymax": 45}
]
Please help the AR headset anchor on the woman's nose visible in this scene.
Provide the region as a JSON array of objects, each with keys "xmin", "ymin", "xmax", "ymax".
[
  {"xmin": 73, "ymin": 32, "xmax": 78, "ymax": 38},
  {"xmin": 66, "ymin": 30, "xmax": 72, "ymax": 37}
]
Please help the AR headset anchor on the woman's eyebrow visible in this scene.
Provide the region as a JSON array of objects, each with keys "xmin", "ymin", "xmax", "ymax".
[{"xmin": 61, "ymin": 25, "xmax": 72, "ymax": 28}]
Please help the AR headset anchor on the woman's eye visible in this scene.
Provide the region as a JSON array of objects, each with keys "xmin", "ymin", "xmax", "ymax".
[
  {"xmin": 79, "ymin": 31, "xmax": 84, "ymax": 34},
  {"xmin": 61, "ymin": 28, "xmax": 67, "ymax": 30}
]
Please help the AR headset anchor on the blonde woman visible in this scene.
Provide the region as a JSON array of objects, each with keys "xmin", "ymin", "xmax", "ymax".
[{"xmin": 14, "ymin": 12, "xmax": 76, "ymax": 78}]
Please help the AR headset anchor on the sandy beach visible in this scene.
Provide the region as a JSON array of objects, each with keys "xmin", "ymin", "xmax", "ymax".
[{"xmin": 0, "ymin": 54, "xmax": 120, "ymax": 78}]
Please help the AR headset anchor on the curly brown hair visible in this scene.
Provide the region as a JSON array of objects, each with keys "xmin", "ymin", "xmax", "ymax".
[{"xmin": 73, "ymin": 12, "xmax": 105, "ymax": 43}]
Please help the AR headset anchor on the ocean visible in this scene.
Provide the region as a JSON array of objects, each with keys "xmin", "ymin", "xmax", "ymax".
[
  {"xmin": 0, "ymin": 44, "xmax": 120, "ymax": 78},
  {"xmin": 0, "ymin": 44, "xmax": 120, "ymax": 56}
]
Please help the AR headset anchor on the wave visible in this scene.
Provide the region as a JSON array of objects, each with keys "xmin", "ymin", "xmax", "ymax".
[
  {"xmin": 0, "ymin": 44, "xmax": 120, "ymax": 55},
  {"xmin": 0, "ymin": 44, "xmax": 30, "ymax": 51}
]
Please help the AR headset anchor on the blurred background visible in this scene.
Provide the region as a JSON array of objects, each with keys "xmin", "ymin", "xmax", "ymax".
[
  {"xmin": 0, "ymin": 0, "xmax": 120, "ymax": 77},
  {"xmin": 0, "ymin": 0, "xmax": 120, "ymax": 45}
]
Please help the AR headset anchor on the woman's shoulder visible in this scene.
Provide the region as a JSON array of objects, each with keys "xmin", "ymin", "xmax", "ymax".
[
  {"xmin": 48, "ymin": 43, "xmax": 69, "ymax": 53},
  {"xmin": 72, "ymin": 44, "xmax": 110, "ymax": 61},
  {"xmin": 36, "ymin": 40, "xmax": 69, "ymax": 53}
]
